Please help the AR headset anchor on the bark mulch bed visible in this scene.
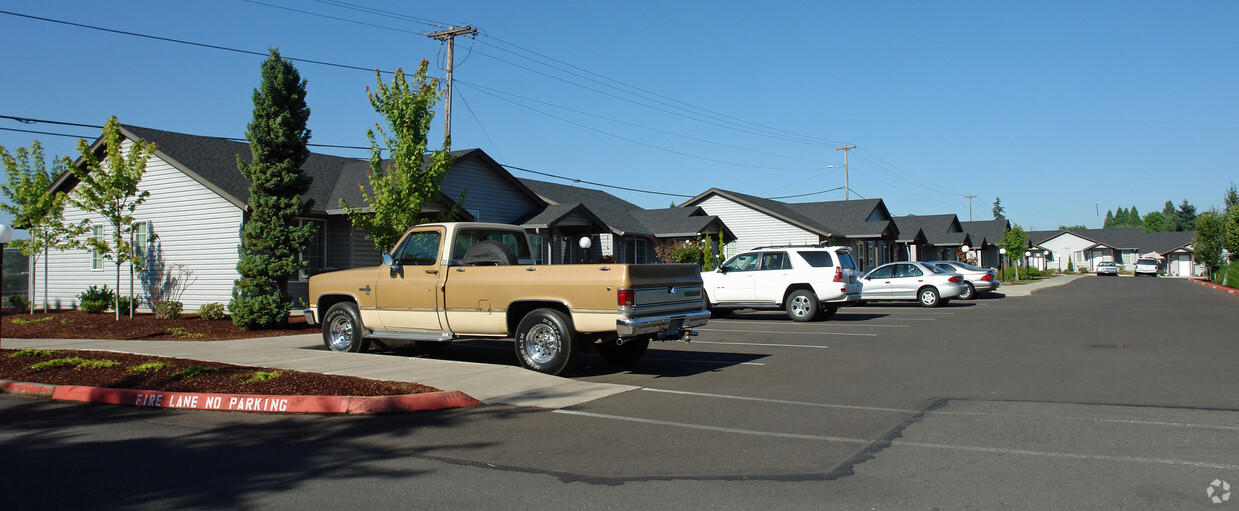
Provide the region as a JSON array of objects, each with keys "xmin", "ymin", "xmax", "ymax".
[
  {"xmin": 1, "ymin": 310, "xmax": 439, "ymax": 397},
  {"xmin": 2, "ymin": 309, "xmax": 315, "ymax": 341}
]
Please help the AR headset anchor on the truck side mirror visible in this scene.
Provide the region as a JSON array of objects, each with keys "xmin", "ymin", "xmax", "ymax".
[{"xmin": 382, "ymin": 253, "xmax": 402, "ymax": 278}]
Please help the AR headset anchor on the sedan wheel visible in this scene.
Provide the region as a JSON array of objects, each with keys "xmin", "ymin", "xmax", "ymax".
[
  {"xmin": 960, "ymin": 282, "xmax": 976, "ymax": 300},
  {"xmin": 918, "ymin": 287, "xmax": 941, "ymax": 308}
]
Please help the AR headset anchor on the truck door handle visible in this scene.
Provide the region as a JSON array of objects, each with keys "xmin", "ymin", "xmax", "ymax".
[{"xmin": 425, "ymin": 269, "xmax": 439, "ymax": 274}]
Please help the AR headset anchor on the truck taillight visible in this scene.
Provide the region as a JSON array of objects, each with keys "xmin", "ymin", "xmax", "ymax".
[
  {"xmin": 833, "ymin": 267, "xmax": 843, "ymax": 282},
  {"xmin": 617, "ymin": 289, "xmax": 634, "ymax": 307}
]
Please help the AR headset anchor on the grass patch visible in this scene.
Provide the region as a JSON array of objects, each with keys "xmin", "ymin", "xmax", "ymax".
[
  {"xmin": 7, "ymin": 349, "xmax": 62, "ymax": 358},
  {"xmin": 60, "ymin": 318, "xmax": 74, "ymax": 325},
  {"xmin": 128, "ymin": 361, "xmax": 171, "ymax": 374},
  {"xmin": 172, "ymin": 365, "xmax": 217, "ymax": 380},
  {"xmin": 10, "ymin": 316, "xmax": 55, "ymax": 326},
  {"xmin": 242, "ymin": 371, "xmax": 282, "ymax": 384},
  {"xmin": 27, "ymin": 357, "xmax": 120, "ymax": 372},
  {"xmin": 167, "ymin": 327, "xmax": 204, "ymax": 339}
]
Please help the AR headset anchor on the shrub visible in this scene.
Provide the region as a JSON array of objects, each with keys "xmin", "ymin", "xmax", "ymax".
[
  {"xmin": 155, "ymin": 301, "xmax": 183, "ymax": 320},
  {"xmin": 230, "ymin": 290, "xmax": 289, "ymax": 330},
  {"xmin": 116, "ymin": 295, "xmax": 140, "ymax": 313},
  {"xmin": 8, "ymin": 294, "xmax": 29, "ymax": 311},
  {"xmin": 198, "ymin": 302, "xmax": 227, "ymax": 320},
  {"xmin": 78, "ymin": 285, "xmax": 114, "ymax": 314}
]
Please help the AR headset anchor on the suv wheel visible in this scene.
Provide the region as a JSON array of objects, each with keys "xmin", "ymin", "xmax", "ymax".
[{"xmin": 785, "ymin": 289, "xmax": 819, "ymax": 322}]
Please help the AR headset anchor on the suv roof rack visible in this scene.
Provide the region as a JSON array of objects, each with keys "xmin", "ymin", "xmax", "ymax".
[{"xmin": 749, "ymin": 244, "xmax": 850, "ymax": 252}]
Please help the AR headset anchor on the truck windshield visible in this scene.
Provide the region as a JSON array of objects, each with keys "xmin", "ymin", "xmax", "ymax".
[{"xmin": 453, "ymin": 229, "xmax": 533, "ymax": 260}]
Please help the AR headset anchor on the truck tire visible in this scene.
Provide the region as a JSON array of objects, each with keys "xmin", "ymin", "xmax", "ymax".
[
  {"xmin": 785, "ymin": 289, "xmax": 819, "ymax": 322},
  {"xmin": 322, "ymin": 302, "xmax": 370, "ymax": 353},
  {"xmin": 596, "ymin": 337, "xmax": 650, "ymax": 365},
  {"xmin": 515, "ymin": 308, "xmax": 578, "ymax": 375},
  {"xmin": 703, "ymin": 292, "xmax": 728, "ymax": 319}
]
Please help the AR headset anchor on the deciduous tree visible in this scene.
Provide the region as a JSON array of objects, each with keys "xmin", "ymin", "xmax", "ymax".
[
  {"xmin": 342, "ymin": 60, "xmax": 453, "ymax": 253},
  {"xmin": 1, "ymin": 141, "xmax": 84, "ymax": 312},
  {"xmin": 68, "ymin": 116, "xmax": 157, "ymax": 320},
  {"xmin": 231, "ymin": 48, "xmax": 315, "ymax": 330}
]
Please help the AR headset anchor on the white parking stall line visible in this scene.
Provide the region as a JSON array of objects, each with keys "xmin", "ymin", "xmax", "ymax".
[
  {"xmin": 690, "ymin": 340, "xmax": 832, "ymax": 349},
  {"xmin": 934, "ymin": 410, "xmax": 1239, "ymax": 431},
  {"xmin": 643, "ymin": 357, "xmax": 766, "ymax": 366},
  {"xmin": 709, "ymin": 320, "xmax": 910, "ymax": 328},
  {"xmin": 697, "ymin": 329, "xmax": 876, "ymax": 337},
  {"xmin": 552, "ymin": 409, "xmax": 1239, "ymax": 471},
  {"xmin": 641, "ymin": 388, "xmax": 919, "ymax": 413}
]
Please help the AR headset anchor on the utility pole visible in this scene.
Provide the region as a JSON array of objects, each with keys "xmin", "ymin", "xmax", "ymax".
[
  {"xmin": 426, "ymin": 25, "xmax": 477, "ymax": 143},
  {"xmin": 835, "ymin": 145, "xmax": 855, "ymax": 200},
  {"xmin": 964, "ymin": 194, "xmax": 977, "ymax": 221}
]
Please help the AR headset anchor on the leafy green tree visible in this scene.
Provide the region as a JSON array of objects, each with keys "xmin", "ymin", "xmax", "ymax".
[
  {"xmin": 1058, "ymin": 224, "xmax": 1088, "ymax": 231},
  {"xmin": 999, "ymin": 225, "xmax": 1029, "ymax": 279},
  {"xmin": 1194, "ymin": 209, "xmax": 1225, "ymax": 279},
  {"xmin": 1, "ymin": 141, "xmax": 84, "ymax": 312},
  {"xmin": 1141, "ymin": 211, "xmax": 1169, "ymax": 232},
  {"xmin": 342, "ymin": 60, "xmax": 454, "ymax": 253},
  {"xmin": 68, "ymin": 116, "xmax": 157, "ymax": 320},
  {"xmin": 231, "ymin": 48, "xmax": 315, "ymax": 330},
  {"xmin": 991, "ymin": 197, "xmax": 1005, "ymax": 220},
  {"xmin": 1221, "ymin": 184, "xmax": 1239, "ymax": 262}
]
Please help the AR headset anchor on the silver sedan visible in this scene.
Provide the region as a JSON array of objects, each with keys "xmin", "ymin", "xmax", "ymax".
[
  {"xmin": 859, "ymin": 261, "xmax": 968, "ymax": 307},
  {"xmin": 927, "ymin": 260, "xmax": 1001, "ymax": 299}
]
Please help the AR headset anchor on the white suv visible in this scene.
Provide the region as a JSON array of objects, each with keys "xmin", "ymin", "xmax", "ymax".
[
  {"xmin": 701, "ymin": 246, "xmax": 861, "ymax": 321},
  {"xmin": 1134, "ymin": 258, "xmax": 1159, "ymax": 277}
]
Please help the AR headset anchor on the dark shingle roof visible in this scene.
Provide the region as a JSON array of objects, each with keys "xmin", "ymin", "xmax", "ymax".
[
  {"xmin": 895, "ymin": 214, "xmax": 968, "ymax": 246},
  {"xmin": 961, "ymin": 219, "xmax": 1011, "ymax": 247},
  {"xmin": 1031, "ymin": 228, "xmax": 1195, "ymax": 254}
]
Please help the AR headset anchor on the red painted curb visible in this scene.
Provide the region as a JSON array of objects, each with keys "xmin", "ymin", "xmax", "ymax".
[
  {"xmin": 1190, "ymin": 279, "xmax": 1239, "ymax": 296},
  {"xmin": 1, "ymin": 380, "xmax": 479, "ymax": 414}
]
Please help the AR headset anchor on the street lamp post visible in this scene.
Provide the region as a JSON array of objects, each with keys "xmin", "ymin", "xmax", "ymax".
[
  {"xmin": 0, "ymin": 224, "xmax": 12, "ymax": 347},
  {"xmin": 999, "ymin": 248, "xmax": 1007, "ymax": 282}
]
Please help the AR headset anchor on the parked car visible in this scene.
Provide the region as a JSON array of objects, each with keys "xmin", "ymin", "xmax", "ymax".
[
  {"xmin": 701, "ymin": 246, "xmax": 861, "ymax": 321},
  {"xmin": 1096, "ymin": 261, "xmax": 1119, "ymax": 276},
  {"xmin": 859, "ymin": 261, "xmax": 967, "ymax": 307},
  {"xmin": 1134, "ymin": 258, "xmax": 1159, "ymax": 277},
  {"xmin": 926, "ymin": 260, "xmax": 1000, "ymax": 299}
]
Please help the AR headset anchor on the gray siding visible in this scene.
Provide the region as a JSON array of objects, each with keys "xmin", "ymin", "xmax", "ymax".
[
  {"xmin": 440, "ymin": 156, "xmax": 540, "ymax": 224},
  {"xmin": 46, "ymin": 141, "xmax": 244, "ymax": 311},
  {"xmin": 696, "ymin": 195, "xmax": 820, "ymax": 254}
]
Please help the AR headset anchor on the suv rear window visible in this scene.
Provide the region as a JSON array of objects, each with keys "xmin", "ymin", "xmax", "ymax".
[
  {"xmin": 836, "ymin": 252, "xmax": 857, "ymax": 270},
  {"xmin": 797, "ymin": 251, "xmax": 835, "ymax": 268}
]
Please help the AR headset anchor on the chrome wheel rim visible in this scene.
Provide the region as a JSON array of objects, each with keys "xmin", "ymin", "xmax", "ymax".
[
  {"xmin": 328, "ymin": 316, "xmax": 354, "ymax": 351},
  {"xmin": 920, "ymin": 289, "xmax": 938, "ymax": 306},
  {"xmin": 789, "ymin": 295, "xmax": 812, "ymax": 317},
  {"xmin": 524, "ymin": 323, "xmax": 561, "ymax": 365}
]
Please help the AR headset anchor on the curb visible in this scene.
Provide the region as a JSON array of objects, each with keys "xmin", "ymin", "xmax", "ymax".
[
  {"xmin": 1189, "ymin": 279, "xmax": 1239, "ymax": 296},
  {"xmin": 0, "ymin": 379, "xmax": 480, "ymax": 414}
]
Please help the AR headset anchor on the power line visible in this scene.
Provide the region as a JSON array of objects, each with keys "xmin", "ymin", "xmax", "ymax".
[
  {"xmin": 0, "ymin": 9, "xmax": 393, "ymax": 75},
  {"xmin": 0, "ymin": 115, "xmax": 370, "ymax": 151}
]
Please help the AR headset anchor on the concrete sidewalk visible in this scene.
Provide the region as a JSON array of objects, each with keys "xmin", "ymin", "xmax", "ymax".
[
  {"xmin": 5, "ymin": 334, "xmax": 635, "ymax": 410},
  {"xmin": 996, "ymin": 273, "xmax": 1087, "ymax": 296}
]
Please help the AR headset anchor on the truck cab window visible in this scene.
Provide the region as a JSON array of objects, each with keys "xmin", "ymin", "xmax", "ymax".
[{"xmin": 394, "ymin": 231, "xmax": 442, "ymax": 266}]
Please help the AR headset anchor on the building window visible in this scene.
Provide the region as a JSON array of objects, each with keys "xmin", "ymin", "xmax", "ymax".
[
  {"xmin": 91, "ymin": 225, "xmax": 104, "ymax": 270},
  {"xmin": 300, "ymin": 219, "xmax": 325, "ymax": 278},
  {"xmin": 133, "ymin": 221, "xmax": 151, "ymax": 266},
  {"xmin": 629, "ymin": 238, "xmax": 648, "ymax": 264},
  {"xmin": 528, "ymin": 234, "xmax": 545, "ymax": 264}
]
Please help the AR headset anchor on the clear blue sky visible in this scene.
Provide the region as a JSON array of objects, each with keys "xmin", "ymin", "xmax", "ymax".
[{"xmin": 2, "ymin": 1, "xmax": 1236, "ymax": 236}]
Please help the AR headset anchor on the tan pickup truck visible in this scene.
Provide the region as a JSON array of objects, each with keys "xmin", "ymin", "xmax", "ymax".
[{"xmin": 304, "ymin": 222, "xmax": 709, "ymax": 375}]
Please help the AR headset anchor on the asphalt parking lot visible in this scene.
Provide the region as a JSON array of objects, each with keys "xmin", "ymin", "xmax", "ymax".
[{"xmin": 4, "ymin": 276, "xmax": 1237, "ymax": 508}]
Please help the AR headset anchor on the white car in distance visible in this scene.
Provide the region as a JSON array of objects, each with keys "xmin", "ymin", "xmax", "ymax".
[{"xmin": 701, "ymin": 246, "xmax": 861, "ymax": 321}]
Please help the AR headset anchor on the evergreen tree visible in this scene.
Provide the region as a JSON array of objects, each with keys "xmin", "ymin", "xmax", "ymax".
[
  {"xmin": 991, "ymin": 197, "xmax": 1005, "ymax": 220},
  {"xmin": 231, "ymin": 48, "xmax": 314, "ymax": 330},
  {"xmin": 1103, "ymin": 210, "xmax": 1115, "ymax": 228},
  {"xmin": 1129, "ymin": 206, "xmax": 1140, "ymax": 228},
  {"xmin": 1175, "ymin": 199, "xmax": 1197, "ymax": 231}
]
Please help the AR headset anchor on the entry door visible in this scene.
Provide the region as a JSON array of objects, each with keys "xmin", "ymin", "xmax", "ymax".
[{"xmin": 375, "ymin": 229, "xmax": 444, "ymax": 332}]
